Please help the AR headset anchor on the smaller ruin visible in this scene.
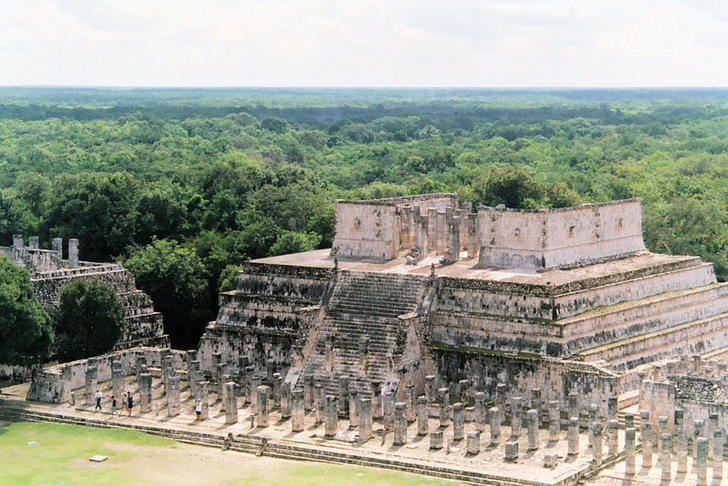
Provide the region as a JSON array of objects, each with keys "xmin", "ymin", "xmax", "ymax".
[{"xmin": 1, "ymin": 235, "xmax": 168, "ymax": 351}]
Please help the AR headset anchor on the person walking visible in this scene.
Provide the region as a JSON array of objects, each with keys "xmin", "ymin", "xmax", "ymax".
[
  {"xmin": 122, "ymin": 392, "xmax": 128, "ymax": 413},
  {"xmin": 195, "ymin": 399, "xmax": 202, "ymax": 422},
  {"xmin": 111, "ymin": 396, "xmax": 117, "ymax": 416},
  {"xmin": 94, "ymin": 389, "xmax": 102, "ymax": 411},
  {"xmin": 127, "ymin": 392, "xmax": 134, "ymax": 416}
]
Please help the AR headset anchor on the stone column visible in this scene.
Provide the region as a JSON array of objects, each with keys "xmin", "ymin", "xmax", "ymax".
[
  {"xmin": 713, "ymin": 429, "xmax": 724, "ymax": 483},
  {"xmin": 304, "ymin": 375, "xmax": 314, "ymax": 411},
  {"xmin": 568, "ymin": 418, "xmax": 579, "ymax": 456},
  {"xmin": 642, "ymin": 422, "xmax": 653, "ymax": 468},
  {"xmin": 324, "ymin": 395, "xmax": 338, "ymax": 439},
  {"xmin": 505, "ymin": 440, "xmax": 519, "ymax": 462},
  {"xmin": 607, "ymin": 397, "xmax": 618, "ymax": 421},
  {"xmin": 51, "ymin": 237, "xmax": 62, "ymax": 258},
  {"xmin": 12, "ymin": 234, "xmax": 22, "ymax": 248},
  {"xmin": 28, "ymin": 236, "xmax": 39, "ymax": 249},
  {"xmin": 223, "ymin": 382, "xmax": 237, "ymax": 424},
  {"xmin": 189, "ymin": 360, "xmax": 200, "ymax": 399},
  {"xmin": 474, "ymin": 391, "xmax": 487, "ymax": 432},
  {"xmin": 430, "ymin": 429, "xmax": 443, "ymax": 450},
  {"xmin": 438, "ymin": 387, "xmax": 449, "ymax": 427},
  {"xmin": 709, "ymin": 413, "xmax": 719, "ymax": 458},
  {"xmin": 624, "ymin": 413, "xmax": 634, "ymax": 429},
  {"xmin": 216, "ymin": 362, "xmax": 226, "ymax": 399},
  {"xmin": 359, "ymin": 397, "xmax": 372, "ymax": 442},
  {"xmin": 394, "ymin": 402, "xmax": 407, "ymax": 445},
  {"xmin": 660, "ymin": 433, "xmax": 671, "ymax": 484},
  {"xmin": 405, "ymin": 384, "xmax": 416, "ymax": 422},
  {"xmin": 417, "ymin": 396, "xmax": 429, "ymax": 436},
  {"xmin": 625, "ymin": 428, "xmax": 636, "ymax": 475},
  {"xmin": 185, "ymin": 350, "xmax": 196, "ymax": 390},
  {"xmin": 489, "ymin": 407, "xmax": 501, "ymax": 443},
  {"xmin": 139, "ymin": 373, "xmax": 153, "ymax": 414},
  {"xmin": 694, "ymin": 419, "xmax": 705, "ymax": 459},
  {"xmin": 314, "ymin": 383, "xmax": 325, "ymax": 424},
  {"xmin": 425, "ymin": 375, "xmax": 436, "ymax": 403},
  {"xmin": 371, "ymin": 381, "xmax": 383, "ymax": 420},
  {"xmin": 452, "ymin": 402, "xmax": 465, "ymax": 441},
  {"xmin": 527, "ymin": 409, "xmax": 539, "ymax": 450},
  {"xmin": 530, "ymin": 388, "xmax": 542, "ymax": 419},
  {"xmin": 511, "ymin": 396, "xmax": 522, "ymax": 438},
  {"xmin": 697, "ymin": 437, "xmax": 708, "ymax": 486},
  {"xmin": 608, "ymin": 419, "xmax": 618, "ymax": 456},
  {"xmin": 495, "ymin": 383, "xmax": 507, "ymax": 413},
  {"xmin": 85, "ymin": 362, "xmax": 98, "ymax": 405},
  {"xmin": 579, "ymin": 409, "xmax": 589, "ymax": 431},
  {"xmin": 676, "ymin": 418, "xmax": 688, "ymax": 474},
  {"xmin": 280, "ymin": 381, "xmax": 291, "ymax": 419},
  {"xmin": 272, "ymin": 373, "xmax": 282, "ymax": 405},
  {"xmin": 68, "ymin": 238, "xmax": 79, "ymax": 268},
  {"xmin": 467, "ymin": 431, "xmax": 480, "ymax": 455},
  {"xmin": 591, "ymin": 422, "xmax": 602, "ymax": 466},
  {"xmin": 349, "ymin": 389, "xmax": 359, "ymax": 428},
  {"xmin": 257, "ymin": 385, "xmax": 270, "ymax": 427},
  {"xmin": 548, "ymin": 401, "xmax": 560, "ymax": 442},
  {"xmin": 167, "ymin": 375, "xmax": 180, "ymax": 417},
  {"xmin": 197, "ymin": 381, "xmax": 209, "ymax": 420},
  {"xmin": 457, "ymin": 379, "xmax": 470, "ymax": 404},
  {"xmin": 249, "ymin": 376, "xmax": 260, "ymax": 413},
  {"xmin": 291, "ymin": 389, "xmax": 304, "ymax": 432},
  {"xmin": 135, "ymin": 352, "xmax": 146, "ymax": 382},
  {"xmin": 112, "ymin": 361, "xmax": 123, "ymax": 403},
  {"xmin": 568, "ymin": 391, "xmax": 579, "ymax": 419},
  {"xmin": 383, "ymin": 390, "xmax": 394, "ymax": 429},
  {"xmin": 337, "ymin": 376, "xmax": 349, "ymax": 418},
  {"xmin": 658, "ymin": 415, "xmax": 668, "ymax": 453}
]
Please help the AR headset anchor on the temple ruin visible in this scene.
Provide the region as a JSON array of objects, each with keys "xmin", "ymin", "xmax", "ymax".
[{"xmin": 8, "ymin": 193, "xmax": 728, "ymax": 485}]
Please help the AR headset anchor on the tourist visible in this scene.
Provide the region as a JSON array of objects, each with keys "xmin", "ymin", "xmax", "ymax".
[
  {"xmin": 195, "ymin": 399, "xmax": 202, "ymax": 422},
  {"xmin": 122, "ymin": 392, "xmax": 128, "ymax": 413},
  {"xmin": 127, "ymin": 392, "xmax": 134, "ymax": 416},
  {"xmin": 111, "ymin": 396, "xmax": 117, "ymax": 416},
  {"xmin": 94, "ymin": 388, "xmax": 102, "ymax": 411}
]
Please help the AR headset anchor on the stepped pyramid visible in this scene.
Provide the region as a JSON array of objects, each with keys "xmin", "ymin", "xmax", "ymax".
[{"xmin": 197, "ymin": 194, "xmax": 728, "ymax": 410}]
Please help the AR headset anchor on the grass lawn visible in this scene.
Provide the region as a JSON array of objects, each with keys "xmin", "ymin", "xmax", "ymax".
[{"xmin": 0, "ymin": 421, "xmax": 462, "ymax": 486}]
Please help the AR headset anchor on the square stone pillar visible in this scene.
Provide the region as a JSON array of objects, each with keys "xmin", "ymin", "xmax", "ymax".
[
  {"xmin": 394, "ymin": 402, "xmax": 407, "ymax": 445},
  {"xmin": 495, "ymin": 383, "xmax": 507, "ymax": 413},
  {"xmin": 197, "ymin": 381, "xmax": 209, "ymax": 420},
  {"xmin": 291, "ymin": 389, "xmax": 305, "ymax": 432},
  {"xmin": 424, "ymin": 375, "xmax": 436, "ymax": 403},
  {"xmin": 68, "ymin": 238, "xmax": 79, "ymax": 268},
  {"xmin": 382, "ymin": 390, "xmax": 394, "ymax": 429},
  {"xmin": 51, "ymin": 237, "xmax": 63, "ymax": 258},
  {"xmin": 466, "ymin": 431, "xmax": 480, "ymax": 456},
  {"xmin": 85, "ymin": 362, "xmax": 98, "ymax": 405},
  {"xmin": 505, "ymin": 440, "xmax": 519, "ymax": 462},
  {"xmin": 660, "ymin": 433, "xmax": 672, "ymax": 484},
  {"xmin": 452, "ymin": 402, "xmax": 465, "ymax": 441},
  {"xmin": 28, "ymin": 236, "xmax": 39, "ymax": 249},
  {"xmin": 510, "ymin": 396, "xmax": 522, "ymax": 438},
  {"xmin": 324, "ymin": 395, "xmax": 338, "ymax": 439},
  {"xmin": 416, "ymin": 396, "xmax": 429, "ymax": 436},
  {"xmin": 697, "ymin": 437, "xmax": 708, "ymax": 486},
  {"xmin": 591, "ymin": 422, "xmax": 603, "ymax": 466},
  {"xmin": 713, "ymin": 429, "xmax": 724, "ymax": 482},
  {"xmin": 337, "ymin": 376, "xmax": 349, "ymax": 418},
  {"xmin": 185, "ymin": 350, "xmax": 196, "ymax": 388},
  {"xmin": 12, "ymin": 234, "xmax": 23, "ymax": 249},
  {"xmin": 548, "ymin": 401, "xmax": 560, "ymax": 442},
  {"xmin": 607, "ymin": 396, "xmax": 618, "ymax": 421},
  {"xmin": 359, "ymin": 396, "xmax": 373, "ymax": 443},
  {"xmin": 405, "ymin": 384, "xmax": 416, "ymax": 422},
  {"xmin": 607, "ymin": 419, "xmax": 618, "ymax": 456},
  {"xmin": 694, "ymin": 419, "xmax": 705, "ymax": 459},
  {"xmin": 625, "ymin": 428, "xmax": 636, "ymax": 475},
  {"xmin": 167, "ymin": 375, "xmax": 181, "ymax": 417},
  {"xmin": 112, "ymin": 361, "xmax": 123, "ymax": 404},
  {"xmin": 371, "ymin": 381, "xmax": 383, "ymax": 420},
  {"xmin": 567, "ymin": 391, "xmax": 579, "ymax": 419},
  {"xmin": 438, "ymin": 387, "xmax": 449, "ymax": 427},
  {"xmin": 256, "ymin": 385, "xmax": 270, "ymax": 427},
  {"xmin": 349, "ymin": 389, "xmax": 359, "ymax": 428},
  {"xmin": 280, "ymin": 381, "xmax": 292, "ymax": 419},
  {"xmin": 474, "ymin": 391, "xmax": 487, "ymax": 432},
  {"xmin": 568, "ymin": 418, "xmax": 579, "ymax": 456},
  {"xmin": 189, "ymin": 360, "xmax": 201, "ymax": 399},
  {"xmin": 304, "ymin": 375, "xmax": 314, "ymax": 411},
  {"xmin": 527, "ymin": 409, "xmax": 539, "ymax": 450},
  {"xmin": 489, "ymin": 407, "xmax": 501, "ymax": 443},
  {"xmin": 139, "ymin": 373, "xmax": 153, "ymax": 414},
  {"xmin": 430, "ymin": 429, "xmax": 443, "ymax": 450},
  {"xmin": 314, "ymin": 383, "xmax": 325, "ymax": 424}
]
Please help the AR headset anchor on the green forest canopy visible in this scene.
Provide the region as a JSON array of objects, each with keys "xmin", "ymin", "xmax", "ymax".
[{"xmin": 2, "ymin": 87, "xmax": 728, "ymax": 346}]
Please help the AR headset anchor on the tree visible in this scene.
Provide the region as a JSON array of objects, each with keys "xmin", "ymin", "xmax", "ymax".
[
  {"xmin": 53, "ymin": 279, "xmax": 125, "ymax": 361},
  {"xmin": 125, "ymin": 239, "xmax": 210, "ymax": 348},
  {"xmin": 269, "ymin": 231, "xmax": 322, "ymax": 256},
  {"xmin": 0, "ymin": 257, "xmax": 53, "ymax": 366}
]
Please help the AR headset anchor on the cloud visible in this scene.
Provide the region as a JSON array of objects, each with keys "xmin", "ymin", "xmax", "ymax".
[{"xmin": 0, "ymin": 0, "xmax": 726, "ymax": 86}]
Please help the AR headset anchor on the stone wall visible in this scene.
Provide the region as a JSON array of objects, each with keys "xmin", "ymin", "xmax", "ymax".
[{"xmin": 477, "ymin": 199, "xmax": 646, "ymax": 270}]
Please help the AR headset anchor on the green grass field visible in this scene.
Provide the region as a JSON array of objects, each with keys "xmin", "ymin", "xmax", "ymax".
[{"xmin": 0, "ymin": 422, "xmax": 460, "ymax": 486}]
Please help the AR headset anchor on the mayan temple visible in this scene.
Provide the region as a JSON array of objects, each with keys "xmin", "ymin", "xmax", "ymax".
[
  {"xmin": 10, "ymin": 194, "xmax": 728, "ymax": 485},
  {"xmin": 197, "ymin": 193, "xmax": 728, "ymax": 408}
]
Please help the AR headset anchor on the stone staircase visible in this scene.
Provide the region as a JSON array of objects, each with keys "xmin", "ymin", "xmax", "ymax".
[{"xmin": 302, "ymin": 271, "xmax": 429, "ymax": 396}]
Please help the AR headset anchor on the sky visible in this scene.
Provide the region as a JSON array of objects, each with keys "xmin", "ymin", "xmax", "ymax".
[{"xmin": 1, "ymin": 0, "xmax": 727, "ymax": 87}]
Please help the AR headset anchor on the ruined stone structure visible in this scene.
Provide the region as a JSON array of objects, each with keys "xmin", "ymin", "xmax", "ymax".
[
  {"xmin": 1, "ymin": 235, "xmax": 168, "ymax": 350},
  {"xmin": 16, "ymin": 194, "xmax": 728, "ymax": 485},
  {"xmin": 197, "ymin": 194, "xmax": 728, "ymax": 414}
]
